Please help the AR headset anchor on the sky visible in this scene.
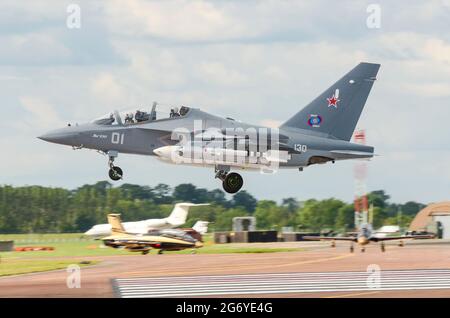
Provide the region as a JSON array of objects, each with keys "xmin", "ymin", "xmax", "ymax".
[{"xmin": 1, "ymin": 0, "xmax": 449, "ymax": 204}]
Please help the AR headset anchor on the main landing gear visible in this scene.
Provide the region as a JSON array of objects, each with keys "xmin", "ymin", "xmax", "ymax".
[
  {"xmin": 215, "ymin": 167, "xmax": 244, "ymax": 194},
  {"xmin": 107, "ymin": 151, "xmax": 123, "ymax": 181},
  {"xmin": 380, "ymin": 242, "xmax": 386, "ymax": 252}
]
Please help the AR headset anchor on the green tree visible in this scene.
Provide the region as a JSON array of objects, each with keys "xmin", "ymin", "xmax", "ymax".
[
  {"xmin": 297, "ymin": 199, "xmax": 345, "ymax": 231},
  {"xmin": 335, "ymin": 204, "xmax": 355, "ymax": 232},
  {"xmin": 231, "ymin": 191, "xmax": 257, "ymax": 213}
]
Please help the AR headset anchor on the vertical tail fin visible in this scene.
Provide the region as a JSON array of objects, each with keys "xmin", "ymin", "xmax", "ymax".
[
  {"xmin": 192, "ymin": 221, "xmax": 209, "ymax": 234},
  {"xmin": 280, "ymin": 62, "xmax": 380, "ymax": 141},
  {"xmin": 107, "ymin": 214, "xmax": 127, "ymax": 235},
  {"xmin": 167, "ymin": 203, "xmax": 210, "ymax": 227}
]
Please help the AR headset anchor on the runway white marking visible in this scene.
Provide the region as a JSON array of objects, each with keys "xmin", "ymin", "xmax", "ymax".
[{"xmin": 113, "ymin": 269, "xmax": 450, "ymax": 298}]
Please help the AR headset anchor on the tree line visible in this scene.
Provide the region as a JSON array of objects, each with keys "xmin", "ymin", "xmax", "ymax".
[{"xmin": 0, "ymin": 182, "xmax": 426, "ymax": 234}]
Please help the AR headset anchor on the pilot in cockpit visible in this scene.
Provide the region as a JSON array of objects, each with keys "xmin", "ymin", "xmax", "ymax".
[
  {"xmin": 105, "ymin": 113, "xmax": 115, "ymax": 125},
  {"xmin": 125, "ymin": 113, "xmax": 134, "ymax": 124},
  {"xmin": 170, "ymin": 107, "xmax": 180, "ymax": 118}
]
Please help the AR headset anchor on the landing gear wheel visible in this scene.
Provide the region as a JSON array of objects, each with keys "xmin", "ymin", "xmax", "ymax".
[
  {"xmin": 222, "ymin": 172, "xmax": 243, "ymax": 194},
  {"xmin": 350, "ymin": 245, "xmax": 354, "ymax": 253},
  {"xmin": 109, "ymin": 166, "xmax": 123, "ymax": 181},
  {"xmin": 381, "ymin": 243, "xmax": 386, "ymax": 252},
  {"xmin": 158, "ymin": 250, "xmax": 163, "ymax": 255},
  {"xmin": 142, "ymin": 250, "xmax": 149, "ymax": 255},
  {"xmin": 361, "ymin": 247, "xmax": 365, "ymax": 253}
]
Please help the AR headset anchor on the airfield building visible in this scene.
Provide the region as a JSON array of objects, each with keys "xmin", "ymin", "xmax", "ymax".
[{"xmin": 409, "ymin": 202, "xmax": 450, "ymax": 239}]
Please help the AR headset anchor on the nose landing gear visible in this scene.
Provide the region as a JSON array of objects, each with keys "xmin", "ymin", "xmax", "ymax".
[{"xmin": 107, "ymin": 151, "xmax": 123, "ymax": 181}]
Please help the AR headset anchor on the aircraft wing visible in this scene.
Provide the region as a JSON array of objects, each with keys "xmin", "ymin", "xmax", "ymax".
[
  {"xmin": 330, "ymin": 150, "xmax": 374, "ymax": 158},
  {"xmin": 303, "ymin": 236, "xmax": 357, "ymax": 242},
  {"xmin": 371, "ymin": 235, "xmax": 434, "ymax": 242}
]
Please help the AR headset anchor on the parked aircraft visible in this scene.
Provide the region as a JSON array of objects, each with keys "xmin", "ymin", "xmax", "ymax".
[
  {"xmin": 304, "ymin": 223, "xmax": 434, "ymax": 252},
  {"xmin": 102, "ymin": 214, "xmax": 203, "ymax": 255},
  {"xmin": 84, "ymin": 202, "xmax": 209, "ymax": 237}
]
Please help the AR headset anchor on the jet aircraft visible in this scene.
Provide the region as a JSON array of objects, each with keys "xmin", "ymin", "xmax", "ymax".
[
  {"xmin": 84, "ymin": 202, "xmax": 209, "ymax": 237},
  {"xmin": 39, "ymin": 62, "xmax": 380, "ymax": 194},
  {"xmin": 102, "ymin": 214, "xmax": 203, "ymax": 255}
]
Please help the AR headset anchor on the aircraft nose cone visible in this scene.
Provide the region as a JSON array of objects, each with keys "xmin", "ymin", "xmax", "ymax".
[
  {"xmin": 38, "ymin": 128, "xmax": 79, "ymax": 146},
  {"xmin": 357, "ymin": 236, "xmax": 368, "ymax": 245}
]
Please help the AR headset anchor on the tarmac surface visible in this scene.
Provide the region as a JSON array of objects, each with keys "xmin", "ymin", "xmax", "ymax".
[{"xmin": 1, "ymin": 240, "xmax": 450, "ymax": 298}]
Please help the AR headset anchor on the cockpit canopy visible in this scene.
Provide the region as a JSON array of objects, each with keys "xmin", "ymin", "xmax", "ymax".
[{"xmin": 92, "ymin": 103, "xmax": 190, "ymax": 126}]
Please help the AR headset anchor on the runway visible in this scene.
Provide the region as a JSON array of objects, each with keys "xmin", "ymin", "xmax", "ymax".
[
  {"xmin": 2, "ymin": 241, "xmax": 450, "ymax": 297},
  {"xmin": 114, "ymin": 269, "xmax": 450, "ymax": 298}
]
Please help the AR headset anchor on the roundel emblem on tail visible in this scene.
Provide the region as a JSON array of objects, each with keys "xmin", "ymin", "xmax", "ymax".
[{"xmin": 307, "ymin": 114, "xmax": 322, "ymax": 127}]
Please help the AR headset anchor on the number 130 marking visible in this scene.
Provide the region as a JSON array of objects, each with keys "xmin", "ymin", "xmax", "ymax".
[{"xmin": 111, "ymin": 132, "xmax": 125, "ymax": 145}]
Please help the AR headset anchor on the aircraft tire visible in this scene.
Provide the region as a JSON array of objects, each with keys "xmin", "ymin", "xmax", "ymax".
[
  {"xmin": 109, "ymin": 167, "xmax": 123, "ymax": 181},
  {"xmin": 222, "ymin": 173, "xmax": 243, "ymax": 194}
]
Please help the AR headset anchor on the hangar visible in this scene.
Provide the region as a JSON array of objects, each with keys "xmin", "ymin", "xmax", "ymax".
[{"xmin": 409, "ymin": 202, "xmax": 450, "ymax": 239}]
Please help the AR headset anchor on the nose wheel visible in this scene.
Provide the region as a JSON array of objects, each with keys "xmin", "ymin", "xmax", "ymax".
[
  {"xmin": 109, "ymin": 166, "xmax": 123, "ymax": 181},
  {"xmin": 216, "ymin": 168, "xmax": 243, "ymax": 194}
]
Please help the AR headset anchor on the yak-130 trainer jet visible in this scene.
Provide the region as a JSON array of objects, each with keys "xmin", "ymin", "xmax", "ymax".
[
  {"xmin": 39, "ymin": 62, "xmax": 380, "ymax": 194},
  {"xmin": 304, "ymin": 223, "xmax": 434, "ymax": 253}
]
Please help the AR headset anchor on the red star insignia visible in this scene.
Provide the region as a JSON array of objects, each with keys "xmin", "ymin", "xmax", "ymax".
[{"xmin": 327, "ymin": 95, "xmax": 339, "ymax": 108}]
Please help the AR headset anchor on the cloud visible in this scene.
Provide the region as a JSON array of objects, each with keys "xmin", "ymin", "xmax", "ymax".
[
  {"xmin": 90, "ymin": 73, "xmax": 127, "ymax": 105},
  {"xmin": 1, "ymin": 1, "xmax": 449, "ymax": 205},
  {"xmin": 19, "ymin": 96, "xmax": 62, "ymax": 129},
  {"xmin": 197, "ymin": 61, "xmax": 248, "ymax": 86},
  {"xmin": 104, "ymin": 0, "xmax": 248, "ymax": 41}
]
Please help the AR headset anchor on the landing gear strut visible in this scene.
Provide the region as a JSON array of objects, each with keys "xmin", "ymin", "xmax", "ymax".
[
  {"xmin": 350, "ymin": 243, "xmax": 354, "ymax": 253},
  {"xmin": 215, "ymin": 166, "xmax": 244, "ymax": 194},
  {"xmin": 107, "ymin": 151, "xmax": 123, "ymax": 181},
  {"xmin": 380, "ymin": 242, "xmax": 386, "ymax": 252}
]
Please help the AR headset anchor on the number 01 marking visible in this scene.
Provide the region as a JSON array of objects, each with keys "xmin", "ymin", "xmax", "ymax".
[{"xmin": 111, "ymin": 132, "xmax": 124, "ymax": 145}]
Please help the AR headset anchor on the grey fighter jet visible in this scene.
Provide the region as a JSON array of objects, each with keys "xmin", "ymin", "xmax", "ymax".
[{"xmin": 38, "ymin": 62, "xmax": 380, "ymax": 194}]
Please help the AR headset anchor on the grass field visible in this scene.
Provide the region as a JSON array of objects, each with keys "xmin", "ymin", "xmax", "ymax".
[
  {"xmin": 0, "ymin": 259, "xmax": 98, "ymax": 277},
  {"xmin": 0, "ymin": 233, "xmax": 302, "ymax": 277}
]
